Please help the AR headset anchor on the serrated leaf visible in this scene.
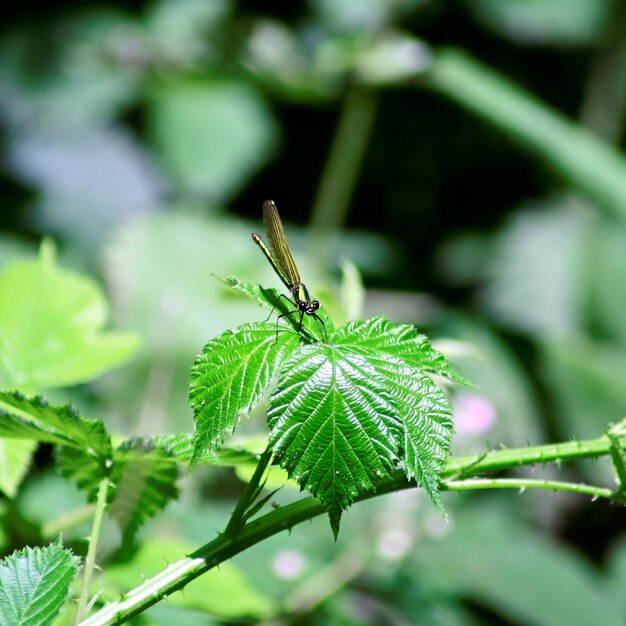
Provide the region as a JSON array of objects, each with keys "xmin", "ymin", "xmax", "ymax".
[
  {"xmin": 108, "ymin": 439, "xmax": 180, "ymax": 542},
  {"xmin": 268, "ymin": 342, "xmax": 401, "ymax": 535},
  {"xmin": 0, "ymin": 392, "xmax": 111, "ymax": 460},
  {"xmin": 55, "ymin": 446, "xmax": 105, "ymax": 499},
  {"xmin": 0, "ymin": 242, "xmax": 139, "ymax": 391},
  {"xmin": 364, "ymin": 354, "xmax": 453, "ymax": 513},
  {"xmin": 335, "ymin": 317, "xmax": 464, "ymax": 383},
  {"xmin": 268, "ymin": 317, "xmax": 456, "ymax": 535},
  {"xmin": 334, "ymin": 318, "xmax": 455, "ymax": 509},
  {"xmin": 189, "ymin": 323, "xmax": 300, "ymax": 463},
  {"xmin": 0, "ymin": 539, "xmax": 79, "ymax": 626}
]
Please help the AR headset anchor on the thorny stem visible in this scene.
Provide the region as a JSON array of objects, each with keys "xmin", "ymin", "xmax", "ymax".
[
  {"xmin": 441, "ymin": 477, "xmax": 625, "ymax": 502},
  {"xmin": 74, "ymin": 478, "xmax": 110, "ymax": 625},
  {"xmin": 225, "ymin": 446, "xmax": 273, "ymax": 537},
  {"xmin": 79, "ymin": 433, "xmax": 626, "ymax": 626}
]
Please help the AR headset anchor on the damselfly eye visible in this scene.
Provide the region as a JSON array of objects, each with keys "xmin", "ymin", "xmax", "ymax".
[
  {"xmin": 298, "ymin": 301, "xmax": 308, "ymax": 311},
  {"xmin": 312, "ymin": 300, "xmax": 319, "ymax": 310}
]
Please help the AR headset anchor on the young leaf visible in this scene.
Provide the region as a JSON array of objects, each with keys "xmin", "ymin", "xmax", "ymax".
[
  {"xmin": 0, "ymin": 539, "xmax": 79, "ymax": 626},
  {"xmin": 334, "ymin": 318, "xmax": 455, "ymax": 510},
  {"xmin": 0, "ymin": 242, "xmax": 139, "ymax": 391},
  {"xmin": 219, "ymin": 276, "xmax": 335, "ymax": 339},
  {"xmin": 189, "ymin": 322, "xmax": 299, "ymax": 463},
  {"xmin": 108, "ymin": 439, "xmax": 180, "ymax": 543}
]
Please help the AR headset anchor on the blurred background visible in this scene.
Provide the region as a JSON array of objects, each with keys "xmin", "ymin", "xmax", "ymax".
[{"xmin": 2, "ymin": 0, "xmax": 626, "ymax": 624}]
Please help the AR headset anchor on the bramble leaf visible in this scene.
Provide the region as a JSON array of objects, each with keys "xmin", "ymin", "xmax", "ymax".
[
  {"xmin": 0, "ymin": 539, "xmax": 79, "ymax": 626},
  {"xmin": 108, "ymin": 439, "xmax": 179, "ymax": 543},
  {"xmin": 190, "ymin": 309, "xmax": 459, "ymax": 536},
  {"xmin": 189, "ymin": 323, "xmax": 300, "ymax": 463},
  {"xmin": 0, "ymin": 392, "xmax": 111, "ymax": 459},
  {"xmin": 268, "ymin": 342, "xmax": 401, "ymax": 535},
  {"xmin": 268, "ymin": 318, "xmax": 455, "ymax": 535}
]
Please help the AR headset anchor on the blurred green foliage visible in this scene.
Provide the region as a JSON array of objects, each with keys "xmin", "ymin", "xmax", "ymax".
[{"xmin": 1, "ymin": 0, "xmax": 626, "ymax": 624}]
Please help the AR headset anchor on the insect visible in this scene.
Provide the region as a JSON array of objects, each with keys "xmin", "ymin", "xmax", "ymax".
[{"xmin": 251, "ymin": 199, "xmax": 326, "ymax": 341}]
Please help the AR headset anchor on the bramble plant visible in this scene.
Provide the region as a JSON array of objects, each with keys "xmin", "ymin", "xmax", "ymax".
[{"xmin": 0, "ymin": 245, "xmax": 625, "ymax": 625}]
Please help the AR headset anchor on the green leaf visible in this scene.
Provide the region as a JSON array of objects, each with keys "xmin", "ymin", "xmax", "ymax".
[
  {"xmin": 269, "ymin": 317, "xmax": 456, "ymax": 536},
  {"xmin": 55, "ymin": 446, "xmax": 106, "ymax": 499},
  {"xmin": 190, "ymin": 313, "xmax": 458, "ymax": 536},
  {"xmin": 0, "ymin": 539, "xmax": 79, "ymax": 626},
  {"xmin": 0, "ymin": 440, "xmax": 37, "ymax": 498},
  {"xmin": 335, "ymin": 317, "xmax": 464, "ymax": 383},
  {"xmin": 149, "ymin": 80, "xmax": 278, "ymax": 200},
  {"xmin": 0, "ymin": 392, "xmax": 111, "ymax": 458},
  {"xmin": 0, "ymin": 392, "xmax": 112, "ymax": 502},
  {"xmin": 269, "ymin": 342, "xmax": 399, "ymax": 536},
  {"xmin": 0, "ymin": 242, "xmax": 139, "ymax": 391},
  {"xmin": 108, "ymin": 439, "xmax": 180, "ymax": 542},
  {"xmin": 189, "ymin": 323, "xmax": 300, "ymax": 463}
]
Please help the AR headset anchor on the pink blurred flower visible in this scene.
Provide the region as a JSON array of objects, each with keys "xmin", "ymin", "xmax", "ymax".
[{"xmin": 453, "ymin": 392, "xmax": 496, "ymax": 436}]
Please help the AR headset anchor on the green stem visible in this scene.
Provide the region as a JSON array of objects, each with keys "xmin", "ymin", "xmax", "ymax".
[
  {"xmin": 79, "ymin": 433, "xmax": 626, "ymax": 626},
  {"xmin": 578, "ymin": 0, "xmax": 626, "ymax": 142},
  {"xmin": 308, "ymin": 86, "xmax": 378, "ymax": 262},
  {"xmin": 74, "ymin": 478, "xmax": 110, "ymax": 625},
  {"xmin": 442, "ymin": 477, "xmax": 624, "ymax": 502},
  {"xmin": 608, "ymin": 431, "xmax": 626, "ymax": 493},
  {"xmin": 43, "ymin": 504, "xmax": 95, "ymax": 539},
  {"xmin": 224, "ymin": 446, "xmax": 273, "ymax": 537},
  {"xmin": 424, "ymin": 48, "xmax": 626, "ymax": 218},
  {"xmin": 442, "ymin": 435, "xmax": 615, "ymax": 477}
]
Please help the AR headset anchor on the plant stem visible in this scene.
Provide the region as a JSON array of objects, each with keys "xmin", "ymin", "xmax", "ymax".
[
  {"xmin": 74, "ymin": 478, "xmax": 110, "ymax": 625},
  {"xmin": 78, "ymin": 433, "xmax": 626, "ymax": 626},
  {"xmin": 442, "ymin": 435, "xmax": 615, "ymax": 477},
  {"xmin": 308, "ymin": 86, "xmax": 378, "ymax": 264},
  {"xmin": 441, "ymin": 477, "xmax": 624, "ymax": 502},
  {"xmin": 579, "ymin": 0, "xmax": 626, "ymax": 142},
  {"xmin": 225, "ymin": 446, "xmax": 273, "ymax": 537},
  {"xmin": 43, "ymin": 504, "xmax": 95, "ymax": 539},
  {"xmin": 424, "ymin": 48, "xmax": 626, "ymax": 218}
]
